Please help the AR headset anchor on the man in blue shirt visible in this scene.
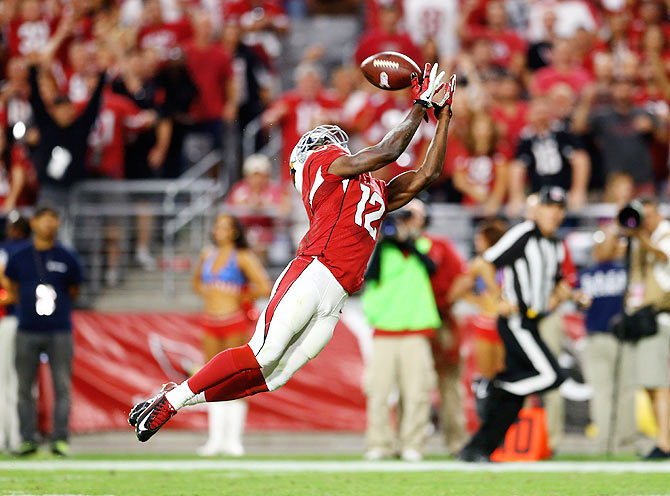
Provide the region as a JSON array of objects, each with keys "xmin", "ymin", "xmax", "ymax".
[
  {"xmin": 0, "ymin": 215, "xmax": 31, "ymax": 454},
  {"xmin": 578, "ymin": 227, "xmax": 636, "ymax": 453},
  {"xmin": 4, "ymin": 207, "xmax": 82, "ymax": 456}
]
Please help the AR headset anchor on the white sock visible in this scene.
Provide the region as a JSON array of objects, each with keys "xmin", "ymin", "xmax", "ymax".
[
  {"xmin": 165, "ymin": 382, "xmax": 196, "ymax": 411},
  {"xmin": 183, "ymin": 391, "xmax": 206, "ymax": 407}
]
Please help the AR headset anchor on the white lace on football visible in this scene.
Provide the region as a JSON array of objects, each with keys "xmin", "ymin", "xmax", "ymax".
[{"xmin": 373, "ymin": 59, "xmax": 400, "ymax": 70}]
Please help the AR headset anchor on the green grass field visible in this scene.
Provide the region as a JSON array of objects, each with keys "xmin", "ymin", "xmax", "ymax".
[
  {"xmin": 2, "ymin": 454, "xmax": 670, "ymax": 495},
  {"xmin": 2, "ymin": 470, "xmax": 670, "ymax": 496}
]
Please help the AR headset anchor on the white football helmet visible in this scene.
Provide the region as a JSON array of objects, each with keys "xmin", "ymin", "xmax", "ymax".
[{"xmin": 289, "ymin": 125, "xmax": 350, "ymax": 194}]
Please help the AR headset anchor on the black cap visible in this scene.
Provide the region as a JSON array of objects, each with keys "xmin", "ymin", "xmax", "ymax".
[{"xmin": 538, "ymin": 186, "xmax": 567, "ymax": 207}]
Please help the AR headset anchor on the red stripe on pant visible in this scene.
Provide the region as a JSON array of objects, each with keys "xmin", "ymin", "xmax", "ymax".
[{"xmin": 262, "ymin": 256, "xmax": 313, "ymax": 339}]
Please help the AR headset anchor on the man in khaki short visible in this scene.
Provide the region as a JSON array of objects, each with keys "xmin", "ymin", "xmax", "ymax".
[{"xmin": 627, "ymin": 199, "xmax": 670, "ymax": 459}]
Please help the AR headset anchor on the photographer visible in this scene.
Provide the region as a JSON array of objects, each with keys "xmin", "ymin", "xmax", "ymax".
[
  {"xmin": 579, "ymin": 226, "xmax": 636, "ymax": 453},
  {"xmin": 361, "ymin": 204, "xmax": 441, "ymax": 462},
  {"xmin": 622, "ymin": 199, "xmax": 670, "ymax": 459}
]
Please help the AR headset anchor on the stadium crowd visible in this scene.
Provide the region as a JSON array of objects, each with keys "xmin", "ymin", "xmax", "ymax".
[{"xmin": 0, "ymin": 0, "xmax": 665, "ymax": 219}]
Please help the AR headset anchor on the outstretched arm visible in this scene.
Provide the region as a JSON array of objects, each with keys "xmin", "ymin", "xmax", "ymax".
[
  {"xmin": 386, "ymin": 75, "xmax": 456, "ymax": 212},
  {"xmin": 328, "ymin": 64, "xmax": 444, "ymax": 178}
]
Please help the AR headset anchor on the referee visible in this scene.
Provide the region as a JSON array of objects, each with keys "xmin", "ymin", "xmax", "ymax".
[{"xmin": 459, "ymin": 186, "xmax": 590, "ymax": 462}]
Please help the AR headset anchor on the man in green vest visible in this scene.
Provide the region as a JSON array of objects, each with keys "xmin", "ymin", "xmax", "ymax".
[
  {"xmin": 362, "ymin": 205, "xmax": 441, "ymax": 462},
  {"xmin": 627, "ymin": 198, "xmax": 670, "ymax": 459}
]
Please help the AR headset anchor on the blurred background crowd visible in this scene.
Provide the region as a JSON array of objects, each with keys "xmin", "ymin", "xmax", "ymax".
[{"xmin": 0, "ymin": 0, "xmax": 667, "ymax": 226}]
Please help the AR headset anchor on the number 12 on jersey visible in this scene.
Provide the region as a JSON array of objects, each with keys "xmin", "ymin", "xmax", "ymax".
[{"xmin": 354, "ymin": 183, "xmax": 386, "ymax": 240}]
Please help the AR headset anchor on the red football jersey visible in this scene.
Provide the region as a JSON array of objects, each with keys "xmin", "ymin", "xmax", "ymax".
[
  {"xmin": 87, "ymin": 91, "xmax": 145, "ymax": 179},
  {"xmin": 7, "ymin": 17, "xmax": 57, "ymax": 57},
  {"xmin": 296, "ymin": 144, "xmax": 388, "ymax": 294},
  {"xmin": 137, "ymin": 20, "xmax": 193, "ymax": 60}
]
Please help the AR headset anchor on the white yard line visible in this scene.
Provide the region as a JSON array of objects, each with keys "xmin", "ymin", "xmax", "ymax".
[{"xmin": 1, "ymin": 460, "xmax": 670, "ymax": 473}]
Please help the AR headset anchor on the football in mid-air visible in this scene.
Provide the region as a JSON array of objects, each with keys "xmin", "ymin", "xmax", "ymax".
[{"xmin": 360, "ymin": 51, "xmax": 421, "ymax": 91}]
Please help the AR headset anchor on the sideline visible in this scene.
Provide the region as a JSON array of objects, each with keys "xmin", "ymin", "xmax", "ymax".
[{"xmin": 1, "ymin": 460, "xmax": 670, "ymax": 473}]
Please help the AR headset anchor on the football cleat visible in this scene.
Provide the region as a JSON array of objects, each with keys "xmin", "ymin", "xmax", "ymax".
[
  {"xmin": 135, "ymin": 392, "xmax": 177, "ymax": 442},
  {"xmin": 128, "ymin": 382, "xmax": 177, "ymax": 428}
]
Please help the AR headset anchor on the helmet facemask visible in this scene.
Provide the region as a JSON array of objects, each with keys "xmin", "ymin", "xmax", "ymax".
[{"xmin": 289, "ymin": 125, "xmax": 350, "ymax": 194}]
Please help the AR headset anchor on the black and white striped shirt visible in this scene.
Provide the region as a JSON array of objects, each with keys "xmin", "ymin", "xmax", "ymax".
[{"xmin": 483, "ymin": 221, "xmax": 565, "ymax": 318}]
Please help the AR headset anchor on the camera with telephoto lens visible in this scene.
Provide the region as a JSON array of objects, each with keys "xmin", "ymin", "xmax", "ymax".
[
  {"xmin": 381, "ymin": 210, "xmax": 412, "ymax": 240},
  {"xmin": 617, "ymin": 200, "xmax": 645, "ymax": 229}
]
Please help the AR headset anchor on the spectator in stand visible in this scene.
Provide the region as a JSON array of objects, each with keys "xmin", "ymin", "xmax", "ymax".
[
  {"xmin": 0, "ymin": 58, "xmax": 34, "ymax": 145},
  {"xmin": 460, "ymin": 0, "xmax": 527, "ymax": 77},
  {"xmin": 0, "ymin": 130, "xmax": 37, "ymax": 214},
  {"xmin": 490, "ymin": 70, "xmax": 528, "ymax": 159},
  {"xmin": 112, "ymin": 46, "xmax": 196, "ymax": 268},
  {"xmin": 362, "ymin": 204, "xmax": 440, "ymax": 462},
  {"xmin": 136, "ymin": 0, "xmax": 192, "ymax": 62},
  {"xmin": 4, "ymin": 207, "xmax": 83, "ymax": 457},
  {"xmin": 402, "ymin": 0, "xmax": 459, "ymax": 60},
  {"xmin": 261, "ymin": 63, "xmax": 340, "ymax": 182},
  {"xmin": 354, "ymin": 0, "xmax": 422, "ymax": 67},
  {"xmin": 452, "ymin": 113, "xmax": 508, "ymax": 215},
  {"xmin": 86, "ymin": 76, "xmax": 157, "ymax": 287},
  {"xmin": 629, "ymin": 0, "xmax": 670, "ymax": 53},
  {"xmin": 527, "ymin": 9, "xmax": 557, "ymax": 72},
  {"xmin": 0, "ymin": 214, "xmax": 30, "ymax": 455},
  {"xmin": 226, "ymin": 154, "xmax": 289, "ymax": 259},
  {"xmin": 223, "ymin": 0, "xmax": 290, "ymax": 63},
  {"xmin": 572, "ymin": 77, "xmax": 665, "ymax": 195},
  {"xmin": 579, "ymin": 226, "xmax": 636, "ymax": 453},
  {"xmin": 27, "ymin": 59, "xmax": 105, "ymax": 211},
  {"xmin": 532, "ymin": 37, "xmax": 593, "ymax": 95},
  {"xmin": 509, "ymin": 96, "xmax": 590, "ymax": 214},
  {"xmin": 221, "ymin": 19, "xmax": 273, "ymax": 153},
  {"xmin": 527, "ymin": 0, "xmax": 598, "ymax": 44},
  {"xmin": 604, "ymin": 11, "xmax": 634, "ymax": 57},
  {"xmin": 3, "ymin": 0, "xmax": 58, "ymax": 58},
  {"xmin": 182, "ymin": 10, "xmax": 237, "ymax": 168}
]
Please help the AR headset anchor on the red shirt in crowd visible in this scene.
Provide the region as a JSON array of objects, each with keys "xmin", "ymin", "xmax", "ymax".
[
  {"xmin": 354, "ymin": 29, "xmax": 423, "ymax": 67},
  {"xmin": 87, "ymin": 91, "xmax": 146, "ymax": 179},
  {"xmin": 454, "ymin": 151, "xmax": 507, "ymax": 205},
  {"xmin": 490, "ymin": 101, "xmax": 528, "ymax": 158},
  {"xmin": 268, "ymin": 90, "xmax": 342, "ymax": 181},
  {"xmin": 424, "ymin": 233, "xmax": 468, "ymax": 365},
  {"xmin": 137, "ymin": 18, "xmax": 193, "ymax": 60},
  {"xmin": 7, "ymin": 16, "xmax": 58, "ymax": 57},
  {"xmin": 466, "ymin": 27, "xmax": 527, "ymax": 68},
  {"xmin": 226, "ymin": 179, "xmax": 286, "ymax": 245},
  {"xmin": 0, "ymin": 144, "xmax": 38, "ymax": 207},
  {"xmin": 227, "ymin": 179, "xmax": 284, "ymax": 208},
  {"xmin": 532, "ymin": 65, "xmax": 593, "ymax": 94},
  {"xmin": 183, "ymin": 42, "xmax": 234, "ymax": 122},
  {"xmin": 223, "ymin": 0, "xmax": 288, "ymax": 24}
]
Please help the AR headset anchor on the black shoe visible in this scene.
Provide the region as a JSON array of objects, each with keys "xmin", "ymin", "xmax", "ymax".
[
  {"xmin": 642, "ymin": 446, "xmax": 670, "ymax": 460},
  {"xmin": 135, "ymin": 393, "xmax": 177, "ymax": 442},
  {"xmin": 458, "ymin": 445, "xmax": 491, "ymax": 463},
  {"xmin": 128, "ymin": 382, "xmax": 177, "ymax": 427},
  {"xmin": 17, "ymin": 441, "xmax": 39, "ymax": 457}
]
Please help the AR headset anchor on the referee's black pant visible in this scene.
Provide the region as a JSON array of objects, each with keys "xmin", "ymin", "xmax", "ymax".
[{"xmin": 464, "ymin": 314, "xmax": 566, "ymax": 456}]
